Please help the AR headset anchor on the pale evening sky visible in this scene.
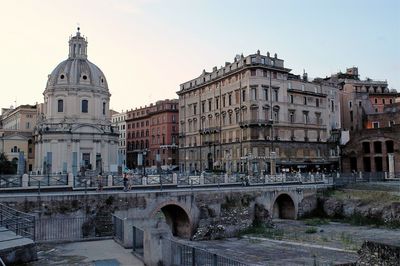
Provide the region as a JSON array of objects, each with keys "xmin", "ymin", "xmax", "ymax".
[{"xmin": 0, "ymin": 0, "xmax": 399, "ymax": 113}]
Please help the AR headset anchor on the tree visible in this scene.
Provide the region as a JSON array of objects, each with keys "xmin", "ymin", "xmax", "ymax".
[{"xmin": 0, "ymin": 153, "xmax": 16, "ymax": 174}]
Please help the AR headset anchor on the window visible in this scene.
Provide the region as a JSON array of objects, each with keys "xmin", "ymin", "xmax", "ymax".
[
  {"xmin": 372, "ymin": 121, "xmax": 379, "ymax": 128},
  {"xmin": 362, "ymin": 142, "xmax": 370, "ymax": 153},
  {"xmin": 349, "ymin": 101, "xmax": 352, "ymax": 109},
  {"xmin": 242, "ymin": 89, "xmax": 246, "ymax": 101},
  {"xmin": 303, "ymin": 112, "xmax": 309, "ymax": 124},
  {"xmin": 222, "ymin": 95, "xmax": 226, "ymax": 107},
  {"xmin": 251, "ymin": 69, "xmax": 256, "ymax": 76},
  {"xmin": 382, "ymin": 99, "xmax": 385, "ymax": 104},
  {"xmin": 228, "ymin": 94, "xmax": 232, "ymax": 105},
  {"xmin": 26, "ymin": 122, "xmax": 30, "ymax": 129},
  {"xmin": 251, "ymin": 87, "xmax": 257, "ymax": 100},
  {"xmin": 331, "ymin": 100, "xmax": 334, "ymax": 112},
  {"xmin": 374, "ymin": 141, "xmax": 382, "ymax": 153},
  {"xmin": 273, "ymin": 110, "xmax": 279, "ymax": 122},
  {"xmin": 289, "ymin": 111, "xmax": 295, "ymax": 123},
  {"xmin": 201, "ymin": 101, "xmax": 205, "ymax": 113},
  {"xmin": 102, "ymin": 102, "xmax": 106, "ymax": 115},
  {"xmin": 208, "ymin": 100, "xmax": 212, "ymax": 111},
  {"xmin": 288, "ymin": 82, "xmax": 292, "ymax": 90},
  {"xmin": 390, "ymin": 99, "xmax": 393, "ymax": 104},
  {"xmin": 389, "ymin": 120, "xmax": 395, "ymax": 127},
  {"xmin": 304, "ymin": 97, "xmax": 307, "ymax": 105},
  {"xmin": 264, "ymin": 88, "xmax": 269, "ymax": 101},
  {"xmin": 301, "ymin": 84, "xmax": 305, "ymax": 91},
  {"xmin": 216, "ymin": 98, "xmax": 219, "ymax": 109},
  {"xmin": 58, "ymin": 99, "xmax": 64, "ymax": 112},
  {"xmin": 273, "ymin": 89, "xmax": 278, "ymax": 101},
  {"xmin": 350, "ymin": 111, "xmax": 353, "ymax": 122},
  {"xmin": 386, "ymin": 140, "xmax": 394, "ymax": 153},
  {"xmin": 374, "ymin": 98, "xmax": 378, "ymax": 104},
  {"xmin": 81, "ymin": 100, "xmax": 88, "ymax": 113},
  {"xmin": 193, "ymin": 104, "xmax": 197, "ymax": 115},
  {"xmin": 289, "ymin": 95, "xmax": 294, "ymax": 104}
]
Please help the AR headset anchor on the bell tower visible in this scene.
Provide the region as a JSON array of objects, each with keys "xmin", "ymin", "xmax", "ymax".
[{"xmin": 68, "ymin": 27, "xmax": 88, "ymax": 59}]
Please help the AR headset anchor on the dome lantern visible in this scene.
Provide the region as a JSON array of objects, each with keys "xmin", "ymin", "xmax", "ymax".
[{"xmin": 68, "ymin": 27, "xmax": 88, "ymax": 59}]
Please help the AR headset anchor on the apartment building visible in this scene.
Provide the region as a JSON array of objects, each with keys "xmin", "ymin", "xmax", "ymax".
[
  {"xmin": 177, "ymin": 51, "xmax": 341, "ymax": 174},
  {"xmin": 112, "ymin": 111, "xmax": 127, "ymax": 170},
  {"xmin": 0, "ymin": 104, "xmax": 37, "ymax": 173},
  {"xmin": 323, "ymin": 67, "xmax": 398, "ymax": 132},
  {"xmin": 126, "ymin": 99, "xmax": 179, "ymax": 170}
]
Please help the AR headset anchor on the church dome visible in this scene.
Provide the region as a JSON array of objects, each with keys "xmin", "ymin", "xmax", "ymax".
[{"xmin": 45, "ymin": 28, "xmax": 108, "ymax": 92}]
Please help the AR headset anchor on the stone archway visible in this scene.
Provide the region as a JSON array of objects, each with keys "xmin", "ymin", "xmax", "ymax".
[
  {"xmin": 153, "ymin": 203, "xmax": 192, "ymax": 239},
  {"xmin": 272, "ymin": 193, "xmax": 296, "ymax": 219}
]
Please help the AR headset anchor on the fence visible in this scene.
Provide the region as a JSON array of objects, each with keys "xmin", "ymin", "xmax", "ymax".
[
  {"xmin": 332, "ymin": 172, "xmax": 399, "ymax": 187},
  {"xmin": 1, "ymin": 171, "xmax": 398, "ymax": 192},
  {"xmin": 0, "ymin": 203, "xmax": 35, "ymax": 240},
  {"xmin": 113, "ymin": 215, "xmax": 124, "ymax": 242},
  {"xmin": 35, "ymin": 215, "xmax": 113, "ymax": 242},
  {"xmin": 29, "ymin": 174, "xmax": 68, "ymax": 187},
  {"xmin": 132, "ymin": 226, "xmax": 144, "ymax": 258},
  {"xmin": 0, "ymin": 175, "xmax": 22, "ymax": 188},
  {"xmin": 164, "ymin": 238, "xmax": 248, "ymax": 266}
]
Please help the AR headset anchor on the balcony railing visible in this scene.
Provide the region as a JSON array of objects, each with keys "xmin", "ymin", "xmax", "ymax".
[
  {"xmin": 199, "ymin": 127, "xmax": 220, "ymax": 135},
  {"xmin": 239, "ymin": 119, "xmax": 273, "ymax": 127}
]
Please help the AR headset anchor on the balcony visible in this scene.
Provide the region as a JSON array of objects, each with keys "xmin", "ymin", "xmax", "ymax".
[
  {"xmin": 199, "ymin": 127, "xmax": 220, "ymax": 135},
  {"xmin": 239, "ymin": 119, "xmax": 273, "ymax": 128}
]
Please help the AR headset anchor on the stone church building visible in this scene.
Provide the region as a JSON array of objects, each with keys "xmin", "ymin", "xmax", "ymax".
[{"xmin": 34, "ymin": 29, "xmax": 118, "ymax": 175}]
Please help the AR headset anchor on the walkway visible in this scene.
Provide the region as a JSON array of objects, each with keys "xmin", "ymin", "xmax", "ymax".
[
  {"xmin": 27, "ymin": 239, "xmax": 144, "ymax": 266},
  {"xmin": 0, "ymin": 182, "xmax": 329, "ymax": 199}
]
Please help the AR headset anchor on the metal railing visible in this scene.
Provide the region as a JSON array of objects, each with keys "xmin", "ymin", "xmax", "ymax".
[
  {"xmin": 36, "ymin": 215, "xmax": 113, "ymax": 242},
  {"xmin": 1, "ymin": 171, "xmax": 397, "ymax": 192},
  {"xmin": 29, "ymin": 174, "xmax": 68, "ymax": 187},
  {"xmin": 164, "ymin": 238, "xmax": 248, "ymax": 266},
  {"xmin": 113, "ymin": 215, "xmax": 124, "ymax": 242},
  {"xmin": 0, "ymin": 203, "xmax": 35, "ymax": 240},
  {"xmin": 0, "ymin": 175, "xmax": 22, "ymax": 188},
  {"xmin": 132, "ymin": 226, "xmax": 144, "ymax": 258}
]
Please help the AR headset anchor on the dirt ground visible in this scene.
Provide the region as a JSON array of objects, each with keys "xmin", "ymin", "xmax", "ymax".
[{"xmin": 189, "ymin": 219, "xmax": 400, "ymax": 265}]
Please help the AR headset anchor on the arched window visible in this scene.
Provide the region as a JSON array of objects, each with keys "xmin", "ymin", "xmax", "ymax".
[
  {"xmin": 82, "ymin": 100, "xmax": 88, "ymax": 113},
  {"xmin": 58, "ymin": 99, "xmax": 63, "ymax": 112},
  {"xmin": 102, "ymin": 102, "xmax": 106, "ymax": 115}
]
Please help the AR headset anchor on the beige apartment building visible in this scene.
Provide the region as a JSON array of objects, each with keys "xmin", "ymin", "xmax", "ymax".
[
  {"xmin": 0, "ymin": 105, "xmax": 37, "ymax": 173},
  {"xmin": 177, "ymin": 51, "xmax": 341, "ymax": 174}
]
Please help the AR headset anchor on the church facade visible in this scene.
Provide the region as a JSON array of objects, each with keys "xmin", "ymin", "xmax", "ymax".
[{"xmin": 34, "ymin": 29, "xmax": 118, "ymax": 175}]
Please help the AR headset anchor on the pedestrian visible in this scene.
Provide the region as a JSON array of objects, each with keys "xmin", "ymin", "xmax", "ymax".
[
  {"xmin": 123, "ymin": 173, "xmax": 129, "ymax": 192},
  {"xmin": 128, "ymin": 173, "xmax": 133, "ymax": 191},
  {"xmin": 96, "ymin": 173, "xmax": 103, "ymax": 192}
]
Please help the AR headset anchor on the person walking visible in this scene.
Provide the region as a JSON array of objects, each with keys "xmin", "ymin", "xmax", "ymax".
[
  {"xmin": 128, "ymin": 173, "xmax": 133, "ymax": 191},
  {"xmin": 96, "ymin": 173, "xmax": 103, "ymax": 192},
  {"xmin": 123, "ymin": 173, "xmax": 129, "ymax": 192}
]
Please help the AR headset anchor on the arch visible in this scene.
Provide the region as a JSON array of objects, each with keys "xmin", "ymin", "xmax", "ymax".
[
  {"xmin": 272, "ymin": 193, "xmax": 296, "ymax": 219},
  {"xmin": 151, "ymin": 202, "xmax": 192, "ymax": 239}
]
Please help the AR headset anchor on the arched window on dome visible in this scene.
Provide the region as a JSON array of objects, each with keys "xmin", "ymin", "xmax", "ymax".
[
  {"xmin": 57, "ymin": 99, "xmax": 64, "ymax": 112},
  {"xmin": 102, "ymin": 102, "xmax": 106, "ymax": 115},
  {"xmin": 82, "ymin": 100, "xmax": 88, "ymax": 113}
]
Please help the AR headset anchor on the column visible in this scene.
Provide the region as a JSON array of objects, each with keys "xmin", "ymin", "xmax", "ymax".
[{"xmin": 388, "ymin": 154, "xmax": 395, "ymax": 178}]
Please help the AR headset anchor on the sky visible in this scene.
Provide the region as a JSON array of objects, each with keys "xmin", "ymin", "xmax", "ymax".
[{"xmin": 0, "ymin": 0, "xmax": 399, "ymax": 113}]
